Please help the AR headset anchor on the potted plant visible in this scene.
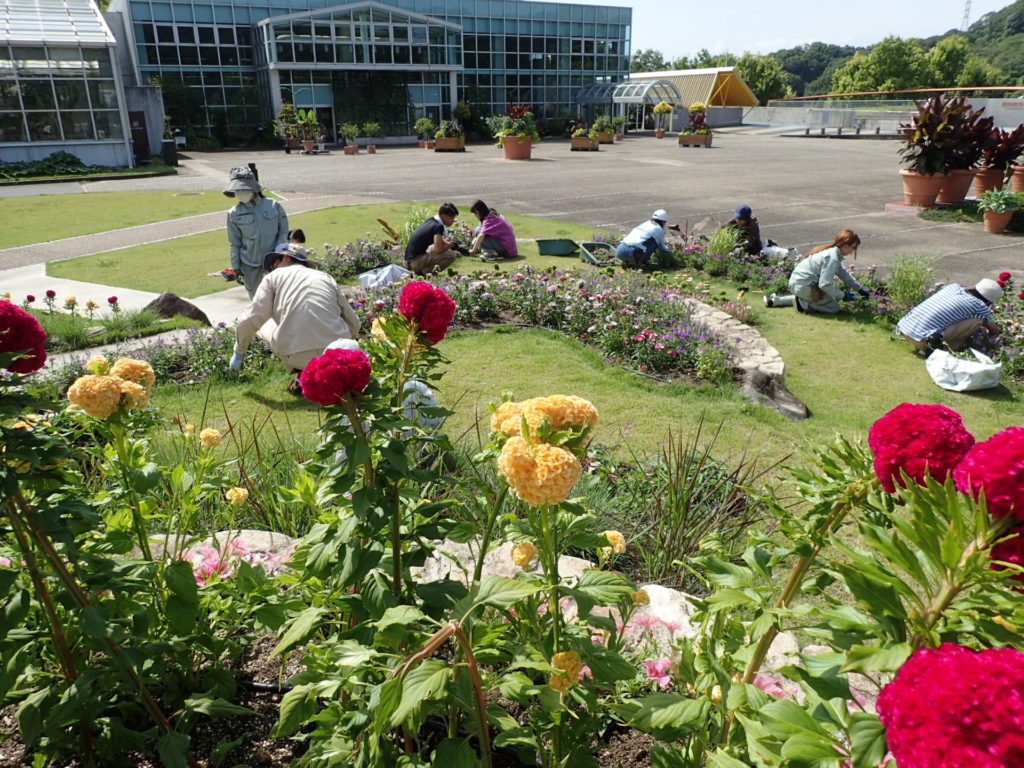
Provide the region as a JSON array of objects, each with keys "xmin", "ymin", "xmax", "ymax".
[
  {"xmin": 897, "ymin": 95, "xmax": 964, "ymax": 207},
  {"xmin": 570, "ymin": 125, "xmax": 598, "ymax": 151},
  {"xmin": 976, "ymin": 184, "xmax": 1021, "ymax": 234},
  {"xmin": 592, "ymin": 114, "xmax": 615, "ymax": 144},
  {"xmin": 275, "ymin": 102, "xmax": 299, "ymax": 154},
  {"xmin": 296, "ymin": 108, "xmax": 322, "ymax": 153},
  {"xmin": 339, "ymin": 122, "xmax": 360, "ymax": 154},
  {"xmin": 975, "ymin": 125, "xmax": 1024, "ymax": 196},
  {"xmin": 490, "ymin": 105, "xmax": 539, "ymax": 160},
  {"xmin": 652, "ymin": 101, "xmax": 673, "ymax": 138},
  {"xmin": 678, "ymin": 102, "xmax": 713, "ymax": 148},
  {"xmin": 612, "ymin": 115, "xmax": 626, "ymax": 141},
  {"xmin": 413, "ymin": 117, "xmax": 436, "ymax": 149},
  {"xmin": 434, "ymin": 119, "xmax": 465, "ymax": 152},
  {"xmin": 937, "ymin": 100, "xmax": 994, "ymax": 204},
  {"xmin": 362, "ymin": 121, "xmax": 381, "ymax": 154}
]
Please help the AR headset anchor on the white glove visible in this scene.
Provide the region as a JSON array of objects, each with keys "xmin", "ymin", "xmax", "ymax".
[{"xmin": 229, "ymin": 352, "xmax": 244, "ymax": 371}]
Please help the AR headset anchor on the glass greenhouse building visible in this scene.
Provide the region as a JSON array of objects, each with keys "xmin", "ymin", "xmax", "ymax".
[{"xmin": 104, "ymin": 0, "xmax": 632, "ymax": 140}]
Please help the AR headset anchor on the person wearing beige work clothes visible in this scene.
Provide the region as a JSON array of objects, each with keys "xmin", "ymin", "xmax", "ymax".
[{"xmin": 229, "ymin": 244, "xmax": 361, "ymax": 388}]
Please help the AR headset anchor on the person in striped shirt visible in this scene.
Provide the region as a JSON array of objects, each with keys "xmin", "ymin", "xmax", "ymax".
[{"xmin": 897, "ymin": 278, "xmax": 1002, "ymax": 354}]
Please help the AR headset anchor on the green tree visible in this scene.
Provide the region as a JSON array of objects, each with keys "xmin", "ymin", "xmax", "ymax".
[
  {"xmin": 956, "ymin": 55, "xmax": 1009, "ymax": 87},
  {"xmin": 773, "ymin": 42, "xmax": 860, "ymax": 95},
  {"xmin": 927, "ymin": 35, "xmax": 974, "ymax": 86},
  {"xmin": 830, "ymin": 36, "xmax": 931, "ymax": 94},
  {"xmin": 630, "ymin": 48, "xmax": 668, "ymax": 73},
  {"xmin": 735, "ymin": 53, "xmax": 795, "ymax": 103}
]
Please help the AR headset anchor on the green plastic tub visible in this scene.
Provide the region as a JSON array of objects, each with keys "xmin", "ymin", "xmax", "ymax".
[
  {"xmin": 535, "ymin": 238, "xmax": 578, "ymax": 256},
  {"xmin": 578, "ymin": 241, "xmax": 614, "ymax": 265}
]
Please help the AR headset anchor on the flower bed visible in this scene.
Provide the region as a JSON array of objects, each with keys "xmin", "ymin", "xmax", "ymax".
[{"xmin": 350, "ymin": 267, "xmax": 733, "ymax": 383}]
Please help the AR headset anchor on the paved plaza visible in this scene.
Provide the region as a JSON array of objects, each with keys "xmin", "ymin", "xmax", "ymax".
[{"xmin": 1, "ymin": 131, "xmax": 1021, "ymax": 326}]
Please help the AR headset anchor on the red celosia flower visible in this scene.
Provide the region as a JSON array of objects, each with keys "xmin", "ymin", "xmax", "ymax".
[
  {"xmin": 45, "ymin": 290, "xmax": 56, "ymax": 299},
  {"xmin": 867, "ymin": 403, "xmax": 975, "ymax": 493},
  {"xmin": 0, "ymin": 300, "xmax": 47, "ymax": 374},
  {"xmin": 1019, "ymin": 290, "xmax": 1024, "ymax": 301},
  {"xmin": 953, "ymin": 427, "xmax": 1024, "ymax": 519},
  {"xmin": 107, "ymin": 296, "xmax": 118, "ymax": 305},
  {"xmin": 25, "ymin": 295, "xmax": 35, "ymax": 303},
  {"xmin": 877, "ymin": 643, "xmax": 1024, "ymax": 768},
  {"xmin": 999, "ymin": 272, "xmax": 1011, "ymax": 281},
  {"xmin": 397, "ymin": 281, "xmax": 456, "ymax": 344},
  {"xmin": 990, "ymin": 522, "xmax": 1024, "ymax": 589},
  {"xmin": 298, "ymin": 348, "xmax": 371, "ymax": 405}
]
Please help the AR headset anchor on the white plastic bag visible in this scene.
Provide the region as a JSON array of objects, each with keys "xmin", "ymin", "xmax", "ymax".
[
  {"xmin": 925, "ymin": 349, "xmax": 1001, "ymax": 391},
  {"xmin": 357, "ymin": 263, "xmax": 411, "ymax": 290}
]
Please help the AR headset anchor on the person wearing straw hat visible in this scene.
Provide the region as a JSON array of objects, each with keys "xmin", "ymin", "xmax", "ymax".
[
  {"xmin": 224, "ymin": 166, "xmax": 289, "ymax": 298},
  {"xmin": 897, "ymin": 278, "xmax": 1003, "ymax": 355}
]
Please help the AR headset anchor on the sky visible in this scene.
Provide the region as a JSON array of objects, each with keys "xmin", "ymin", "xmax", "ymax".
[{"xmin": 566, "ymin": 0, "xmax": 1015, "ymax": 60}]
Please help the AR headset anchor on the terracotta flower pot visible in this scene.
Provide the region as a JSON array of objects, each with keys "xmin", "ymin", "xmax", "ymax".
[
  {"xmin": 936, "ymin": 168, "xmax": 978, "ymax": 204},
  {"xmin": 983, "ymin": 210, "xmax": 1014, "ymax": 234},
  {"xmin": 973, "ymin": 167, "xmax": 1008, "ymax": 197},
  {"xmin": 655, "ymin": 129, "xmax": 665, "ymax": 139},
  {"xmin": 1012, "ymin": 165, "xmax": 1024, "ymax": 193},
  {"xmin": 367, "ymin": 145, "xmax": 376, "ymax": 154},
  {"xmin": 502, "ymin": 136, "xmax": 532, "ymax": 160},
  {"xmin": 302, "ymin": 139, "xmax": 314, "ymax": 153},
  {"xmin": 899, "ymin": 169, "xmax": 946, "ymax": 207}
]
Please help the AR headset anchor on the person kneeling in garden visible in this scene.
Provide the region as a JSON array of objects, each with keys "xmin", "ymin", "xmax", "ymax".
[
  {"xmin": 468, "ymin": 199, "xmax": 518, "ymax": 262},
  {"xmin": 615, "ymin": 209, "xmax": 670, "ymax": 269},
  {"xmin": 764, "ymin": 229, "xmax": 870, "ymax": 313},
  {"xmin": 229, "ymin": 243, "xmax": 361, "ymax": 393},
  {"xmin": 897, "ymin": 278, "xmax": 1002, "ymax": 355},
  {"xmin": 404, "ymin": 202, "xmax": 465, "ymax": 275},
  {"xmin": 725, "ymin": 204, "xmax": 762, "ymax": 256}
]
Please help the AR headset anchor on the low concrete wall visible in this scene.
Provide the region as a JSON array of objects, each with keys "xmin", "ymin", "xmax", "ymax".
[
  {"xmin": 747, "ymin": 98, "xmax": 1024, "ymax": 131},
  {"xmin": 0, "ymin": 142, "xmax": 132, "ymax": 166},
  {"xmin": 669, "ymin": 106, "xmax": 742, "ymax": 131}
]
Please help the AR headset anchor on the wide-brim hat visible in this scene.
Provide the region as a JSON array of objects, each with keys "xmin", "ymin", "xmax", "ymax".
[
  {"xmin": 263, "ymin": 243, "xmax": 308, "ymax": 272},
  {"xmin": 975, "ymin": 278, "xmax": 1003, "ymax": 304},
  {"xmin": 223, "ymin": 166, "xmax": 264, "ymax": 197}
]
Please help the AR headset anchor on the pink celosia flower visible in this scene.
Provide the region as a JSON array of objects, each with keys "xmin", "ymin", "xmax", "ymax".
[
  {"xmin": 953, "ymin": 427, "xmax": 1024, "ymax": 520},
  {"xmin": 643, "ymin": 657, "xmax": 673, "ymax": 690},
  {"xmin": 877, "ymin": 643, "xmax": 1024, "ymax": 768}
]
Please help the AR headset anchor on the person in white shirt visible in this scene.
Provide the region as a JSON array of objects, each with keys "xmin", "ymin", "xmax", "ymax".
[
  {"xmin": 615, "ymin": 209, "xmax": 669, "ymax": 269},
  {"xmin": 229, "ymin": 244, "xmax": 361, "ymax": 392}
]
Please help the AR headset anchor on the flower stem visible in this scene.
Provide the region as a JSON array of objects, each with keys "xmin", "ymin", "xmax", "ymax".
[
  {"xmin": 112, "ymin": 424, "xmax": 152, "ymax": 561},
  {"xmin": 454, "ymin": 624, "xmax": 493, "ymax": 768},
  {"xmin": 473, "ymin": 486, "xmax": 508, "ymax": 585}
]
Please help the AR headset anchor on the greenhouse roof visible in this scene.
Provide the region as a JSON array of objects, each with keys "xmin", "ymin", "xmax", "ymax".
[
  {"xmin": 1, "ymin": 0, "xmax": 116, "ymax": 46},
  {"xmin": 628, "ymin": 67, "xmax": 758, "ymax": 107}
]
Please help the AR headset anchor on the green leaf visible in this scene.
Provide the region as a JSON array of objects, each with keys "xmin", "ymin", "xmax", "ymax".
[
  {"xmin": 271, "ymin": 683, "xmax": 318, "ymax": 737},
  {"xmin": 164, "ymin": 559, "xmax": 198, "ymax": 600},
  {"xmin": 705, "ymin": 588, "xmax": 759, "ymax": 609},
  {"xmin": 209, "ymin": 736, "xmax": 244, "ymax": 768},
  {"xmin": 759, "ymin": 698, "xmax": 831, "ymax": 738},
  {"xmin": 273, "ymin": 606, "xmax": 325, "ymax": 656},
  {"xmin": 433, "ymin": 738, "xmax": 478, "ymax": 768},
  {"xmin": 80, "ymin": 605, "xmax": 113, "ymax": 639},
  {"xmin": 849, "ymin": 711, "xmax": 887, "ymax": 768},
  {"xmin": 16, "ymin": 688, "xmax": 48, "ymax": 745},
  {"xmin": 707, "ymin": 749, "xmax": 754, "ymax": 768},
  {"xmin": 374, "ymin": 605, "xmax": 428, "ymax": 632},
  {"xmin": 781, "ymin": 732, "xmax": 843, "ymax": 761},
  {"xmin": 571, "ymin": 569, "xmax": 634, "ymax": 615},
  {"xmin": 156, "ymin": 730, "xmax": 190, "ymax": 768},
  {"xmin": 584, "ymin": 648, "xmax": 635, "ymax": 683},
  {"xmin": 629, "ymin": 694, "xmax": 711, "ymax": 740},
  {"xmin": 184, "ymin": 696, "xmax": 254, "ymax": 718},
  {"xmin": 458, "ymin": 575, "xmax": 540, "ymax": 617},
  {"xmin": 392, "ymin": 659, "xmax": 450, "ymax": 725},
  {"xmin": 330, "ymin": 639, "xmax": 378, "ymax": 673},
  {"xmin": 842, "ymin": 644, "xmax": 912, "ymax": 674}
]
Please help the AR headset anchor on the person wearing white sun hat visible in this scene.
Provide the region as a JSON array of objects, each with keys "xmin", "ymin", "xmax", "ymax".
[
  {"xmin": 897, "ymin": 278, "xmax": 1003, "ymax": 355},
  {"xmin": 615, "ymin": 209, "xmax": 670, "ymax": 269}
]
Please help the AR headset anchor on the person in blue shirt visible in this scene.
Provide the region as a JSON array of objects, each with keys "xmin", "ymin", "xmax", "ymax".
[
  {"xmin": 898, "ymin": 278, "xmax": 1002, "ymax": 354},
  {"xmin": 615, "ymin": 209, "xmax": 669, "ymax": 269}
]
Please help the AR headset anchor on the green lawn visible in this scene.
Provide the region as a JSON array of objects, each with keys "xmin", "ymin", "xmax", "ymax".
[
  {"xmin": 47, "ymin": 201, "xmax": 603, "ymax": 297},
  {"xmin": 6, "ymin": 189, "xmax": 232, "ymax": 247}
]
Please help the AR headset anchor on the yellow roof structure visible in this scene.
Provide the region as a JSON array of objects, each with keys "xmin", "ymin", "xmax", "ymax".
[{"xmin": 629, "ymin": 67, "xmax": 758, "ymax": 107}]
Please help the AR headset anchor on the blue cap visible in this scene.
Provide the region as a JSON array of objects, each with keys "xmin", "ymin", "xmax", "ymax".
[{"xmin": 734, "ymin": 205, "xmax": 752, "ymax": 220}]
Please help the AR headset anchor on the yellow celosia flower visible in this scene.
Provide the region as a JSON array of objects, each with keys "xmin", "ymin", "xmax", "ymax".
[
  {"xmin": 550, "ymin": 650, "xmax": 583, "ymax": 693},
  {"xmin": 603, "ymin": 530, "xmax": 626, "ymax": 554},
  {"xmin": 497, "ymin": 436, "xmax": 581, "ymax": 506},
  {"xmin": 1, "ymin": 292, "xmax": 10, "ymax": 302},
  {"xmin": 226, "ymin": 487, "xmax": 249, "ymax": 506},
  {"xmin": 67, "ymin": 375, "xmax": 123, "ymax": 419},
  {"xmin": 64, "ymin": 296, "xmax": 77, "ymax": 308},
  {"xmin": 85, "ymin": 354, "xmax": 110, "ymax": 375},
  {"xmin": 511, "ymin": 541, "xmax": 538, "ymax": 569},
  {"xmin": 492, "ymin": 395, "xmax": 597, "ymax": 441},
  {"xmin": 182, "ymin": 423, "xmax": 194, "ymax": 439},
  {"xmin": 199, "ymin": 428, "xmax": 222, "ymax": 449},
  {"xmin": 109, "ymin": 358, "xmax": 155, "ymax": 390},
  {"xmin": 371, "ymin": 317, "xmax": 387, "ymax": 340},
  {"xmin": 118, "ymin": 380, "xmax": 150, "ymax": 410},
  {"xmin": 631, "ymin": 589, "xmax": 649, "ymax": 606},
  {"xmin": 710, "ymin": 684, "xmax": 723, "ymax": 703}
]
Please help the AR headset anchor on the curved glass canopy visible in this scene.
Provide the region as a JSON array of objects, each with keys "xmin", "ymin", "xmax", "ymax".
[{"xmin": 576, "ymin": 79, "xmax": 681, "ymax": 106}]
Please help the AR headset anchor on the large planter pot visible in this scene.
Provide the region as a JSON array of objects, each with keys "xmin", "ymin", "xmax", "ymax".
[
  {"xmin": 972, "ymin": 167, "xmax": 1007, "ymax": 197},
  {"xmin": 614, "ymin": 133, "xmax": 624, "ymax": 142},
  {"xmin": 655, "ymin": 129, "xmax": 666, "ymax": 139},
  {"xmin": 678, "ymin": 133, "xmax": 712, "ymax": 148},
  {"xmin": 367, "ymin": 145, "xmax": 376, "ymax": 154},
  {"xmin": 343, "ymin": 145, "xmax": 359, "ymax": 155},
  {"xmin": 596, "ymin": 131, "xmax": 614, "ymax": 144},
  {"xmin": 1012, "ymin": 165, "xmax": 1024, "ymax": 193},
  {"xmin": 936, "ymin": 168, "xmax": 978, "ymax": 204},
  {"xmin": 434, "ymin": 136, "xmax": 465, "ymax": 152},
  {"xmin": 502, "ymin": 136, "xmax": 532, "ymax": 160},
  {"xmin": 982, "ymin": 210, "xmax": 1014, "ymax": 234},
  {"xmin": 899, "ymin": 169, "xmax": 947, "ymax": 207},
  {"xmin": 302, "ymin": 139, "xmax": 315, "ymax": 153},
  {"xmin": 570, "ymin": 136, "xmax": 599, "ymax": 151}
]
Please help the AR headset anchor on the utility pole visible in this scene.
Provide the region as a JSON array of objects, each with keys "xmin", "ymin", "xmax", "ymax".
[{"xmin": 961, "ymin": 0, "xmax": 971, "ymax": 31}]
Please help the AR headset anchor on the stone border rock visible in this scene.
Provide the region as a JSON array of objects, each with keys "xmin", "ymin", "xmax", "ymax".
[{"xmin": 686, "ymin": 298, "xmax": 808, "ymax": 421}]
